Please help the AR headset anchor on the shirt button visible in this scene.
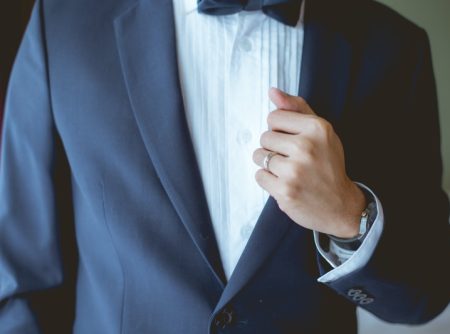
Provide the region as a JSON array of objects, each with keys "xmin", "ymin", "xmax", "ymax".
[
  {"xmin": 239, "ymin": 37, "xmax": 253, "ymax": 52},
  {"xmin": 237, "ymin": 129, "xmax": 252, "ymax": 145},
  {"xmin": 240, "ymin": 224, "xmax": 253, "ymax": 239}
]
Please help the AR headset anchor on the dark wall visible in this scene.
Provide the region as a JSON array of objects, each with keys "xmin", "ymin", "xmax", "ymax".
[{"xmin": 0, "ymin": 0, "xmax": 35, "ymax": 128}]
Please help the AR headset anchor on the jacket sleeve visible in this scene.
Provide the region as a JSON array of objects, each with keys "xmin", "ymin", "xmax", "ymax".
[
  {"xmin": 0, "ymin": 1, "xmax": 67, "ymax": 332},
  {"xmin": 317, "ymin": 28, "xmax": 450, "ymax": 325}
]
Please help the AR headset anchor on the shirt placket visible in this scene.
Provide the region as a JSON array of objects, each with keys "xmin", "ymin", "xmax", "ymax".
[{"xmin": 226, "ymin": 12, "xmax": 268, "ymax": 277}]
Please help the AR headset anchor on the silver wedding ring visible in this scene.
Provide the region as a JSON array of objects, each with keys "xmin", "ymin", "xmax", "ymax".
[{"xmin": 263, "ymin": 151, "xmax": 277, "ymax": 172}]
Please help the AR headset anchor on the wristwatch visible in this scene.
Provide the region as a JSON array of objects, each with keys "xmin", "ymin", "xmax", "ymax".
[{"xmin": 328, "ymin": 193, "xmax": 377, "ymax": 251}]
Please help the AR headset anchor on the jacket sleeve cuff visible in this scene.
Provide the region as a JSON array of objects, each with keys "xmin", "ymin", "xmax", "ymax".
[{"xmin": 314, "ymin": 182, "xmax": 384, "ymax": 282}]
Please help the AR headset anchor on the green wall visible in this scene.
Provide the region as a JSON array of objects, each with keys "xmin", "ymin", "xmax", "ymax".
[{"xmin": 376, "ymin": 0, "xmax": 450, "ymax": 193}]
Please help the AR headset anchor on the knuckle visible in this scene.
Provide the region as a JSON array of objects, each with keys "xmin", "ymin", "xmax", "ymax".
[
  {"xmin": 278, "ymin": 180, "xmax": 300, "ymax": 202},
  {"xmin": 308, "ymin": 117, "xmax": 330, "ymax": 135},
  {"xmin": 300, "ymin": 149, "xmax": 315, "ymax": 166},
  {"xmin": 300, "ymin": 139, "xmax": 314, "ymax": 155},
  {"xmin": 296, "ymin": 96, "xmax": 307, "ymax": 108},
  {"xmin": 305, "ymin": 119, "xmax": 318, "ymax": 133},
  {"xmin": 311, "ymin": 118, "xmax": 323, "ymax": 132},
  {"xmin": 322, "ymin": 119, "xmax": 333, "ymax": 132},
  {"xmin": 317, "ymin": 118, "xmax": 333, "ymax": 135},
  {"xmin": 290, "ymin": 140, "xmax": 303, "ymax": 156},
  {"xmin": 291, "ymin": 138, "xmax": 315, "ymax": 163},
  {"xmin": 286, "ymin": 162, "xmax": 303, "ymax": 180}
]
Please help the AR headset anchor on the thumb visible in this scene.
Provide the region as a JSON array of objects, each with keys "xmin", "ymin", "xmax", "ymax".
[{"xmin": 269, "ymin": 87, "xmax": 314, "ymax": 115}]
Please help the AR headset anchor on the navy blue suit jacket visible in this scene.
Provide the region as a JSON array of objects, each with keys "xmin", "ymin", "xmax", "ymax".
[{"xmin": 0, "ymin": 0, "xmax": 449, "ymax": 333}]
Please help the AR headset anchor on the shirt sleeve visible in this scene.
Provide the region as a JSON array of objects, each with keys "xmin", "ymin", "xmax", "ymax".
[{"xmin": 313, "ymin": 182, "xmax": 384, "ymax": 282}]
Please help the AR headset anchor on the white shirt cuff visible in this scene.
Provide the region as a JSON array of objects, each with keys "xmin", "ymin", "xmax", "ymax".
[{"xmin": 314, "ymin": 182, "xmax": 384, "ymax": 283}]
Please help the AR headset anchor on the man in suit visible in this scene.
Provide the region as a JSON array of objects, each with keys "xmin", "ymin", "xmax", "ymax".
[{"xmin": 0, "ymin": 0, "xmax": 449, "ymax": 333}]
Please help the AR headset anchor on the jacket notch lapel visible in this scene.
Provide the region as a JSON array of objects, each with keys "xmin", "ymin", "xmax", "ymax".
[
  {"xmin": 299, "ymin": 0, "xmax": 354, "ymax": 122},
  {"xmin": 113, "ymin": 0, "xmax": 226, "ymax": 286}
]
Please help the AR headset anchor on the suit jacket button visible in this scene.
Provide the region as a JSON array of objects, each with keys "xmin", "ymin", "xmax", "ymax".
[
  {"xmin": 347, "ymin": 288, "xmax": 362, "ymax": 297},
  {"xmin": 360, "ymin": 297, "xmax": 374, "ymax": 305},
  {"xmin": 214, "ymin": 306, "xmax": 235, "ymax": 329},
  {"xmin": 353, "ymin": 293, "xmax": 367, "ymax": 301}
]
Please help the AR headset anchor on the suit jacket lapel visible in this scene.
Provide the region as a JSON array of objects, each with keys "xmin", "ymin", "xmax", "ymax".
[
  {"xmin": 113, "ymin": 0, "xmax": 226, "ymax": 286},
  {"xmin": 214, "ymin": 0, "xmax": 354, "ymax": 312},
  {"xmin": 299, "ymin": 0, "xmax": 353, "ymax": 122},
  {"xmin": 213, "ymin": 197, "xmax": 295, "ymax": 313}
]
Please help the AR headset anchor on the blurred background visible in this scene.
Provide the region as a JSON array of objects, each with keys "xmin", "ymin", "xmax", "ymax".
[{"xmin": 0, "ymin": 1, "xmax": 448, "ymax": 333}]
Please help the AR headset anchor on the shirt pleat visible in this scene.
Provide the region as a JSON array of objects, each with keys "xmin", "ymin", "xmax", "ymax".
[{"xmin": 173, "ymin": 0, "xmax": 304, "ymax": 279}]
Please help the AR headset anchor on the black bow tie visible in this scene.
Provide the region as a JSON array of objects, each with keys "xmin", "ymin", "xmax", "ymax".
[{"xmin": 197, "ymin": 0, "xmax": 303, "ymax": 27}]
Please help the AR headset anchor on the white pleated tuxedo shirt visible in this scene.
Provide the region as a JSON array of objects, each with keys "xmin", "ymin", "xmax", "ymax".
[{"xmin": 172, "ymin": 0, "xmax": 384, "ymax": 281}]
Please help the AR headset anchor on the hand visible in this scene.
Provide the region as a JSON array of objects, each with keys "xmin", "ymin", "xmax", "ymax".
[{"xmin": 253, "ymin": 88, "xmax": 366, "ymax": 238}]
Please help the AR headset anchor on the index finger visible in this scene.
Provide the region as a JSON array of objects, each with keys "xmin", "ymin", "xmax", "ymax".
[{"xmin": 267, "ymin": 110, "xmax": 315, "ymax": 134}]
